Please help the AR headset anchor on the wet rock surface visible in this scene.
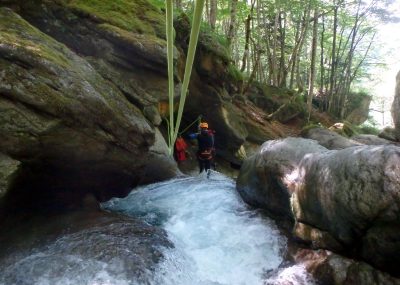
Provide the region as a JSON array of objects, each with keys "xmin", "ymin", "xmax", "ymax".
[
  {"xmin": 293, "ymin": 249, "xmax": 400, "ymax": 285},
  {"xmin": 0, "ymin": 209, "xmax": 172, "ymax": 285}
]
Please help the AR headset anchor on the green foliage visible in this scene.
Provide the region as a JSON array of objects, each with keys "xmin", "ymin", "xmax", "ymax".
[
  {"xmin": 200, "ymin": 22, "xmax": 228, "ymax": 48},
  {"xmin": 198, "ymin": 34, "xmax": 230, "ymax": 63},
  {"xmin": 356, "ymin": 125, "xmax": 380, "ymax": 135},
  {"xmin": 355, "ymin": 117, "xmax": 381, "ymax": 135},
  {"xmin": 340, "ymin": 121, "xmax": 359, "ymax": 137},
  {"xmin": 227, "ymin": 63, "xmax": 243, "ymax": 82}
]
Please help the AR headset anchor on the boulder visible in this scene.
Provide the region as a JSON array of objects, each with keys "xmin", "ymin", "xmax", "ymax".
[
  {"xmin": 391, "ymin": 71, "xmax": 400, "ymax": 140},
  {"xmin": 238, "ymin": 137, "xmax": 400, "ymax": 276},
  {"xmin": 292, "ymin": 145, "xmax": 400, "ymax": 275},
  {"xmin": 379, "ymin": 127, "xmax": 398, "ymax": 142},
  {"xmin": 346, "ymin": 95, "xmax": 372, "ymax": 125},
  {"xmin": 236, "ymin": 138, "xmax": 327, "ymax": 220},
  {"xmin": 302, "ymin": 126, "xmax": 361, "ymax": 149},
  {"xmin": 0, "ymin": 8, "xmax": 178, "ymax": 213}
]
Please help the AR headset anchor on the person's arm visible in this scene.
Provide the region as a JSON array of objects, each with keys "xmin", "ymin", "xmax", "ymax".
[{"xmin": 188, "ymin": 133, "xmax": 198, "ymax": 140}]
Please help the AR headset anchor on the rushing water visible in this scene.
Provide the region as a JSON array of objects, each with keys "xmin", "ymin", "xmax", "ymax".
[{"xmin": 0, "ymin": 171, "xmax": 314, "ymax": 285}]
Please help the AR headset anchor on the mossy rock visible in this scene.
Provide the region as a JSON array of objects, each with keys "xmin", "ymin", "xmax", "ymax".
[
  {"xmin": 0, "ymin": 7, "xmax": 178, "ymax": 211},
  {"xmin": 58, "ymin": 0, "xmax": 165, "ymax": 37},
  {"xmin": 174, "ymin": 12, "xmax": 230, "ymax": 63},
  {"xmin": 0, "ymin": 7, "xmax": 71, "ymax": 68},
  {"xmin": 300, "ymin": 124, "xmax": 323, "ymax": 136}
]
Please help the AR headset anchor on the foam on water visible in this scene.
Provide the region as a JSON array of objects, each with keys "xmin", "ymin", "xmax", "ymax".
[{"xmin": 103, "ymin": 171, "xmax": 289, "ymax": 285}]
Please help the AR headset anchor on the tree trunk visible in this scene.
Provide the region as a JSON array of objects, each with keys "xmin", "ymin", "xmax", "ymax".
[
  {"xmin": 176, "ymin": 0, "xmax": 182, "ymax": 10},
  {"xmin": 240, "ymin": 14, "xmax": 251, "ymax": 72},
  {"xmin": 209, "ymin": 0, "xmax": 217, "ymax": 30},
  {"xmin": 307, "ymin": 8, "xmax": 319, "ymax": 121},
  {"xmin": 278, "ymin": 12, "xmax": 287, "ymax": 87},
  {"xmin": 319, "ymin": 14, "xmax": 326, "ymax": 111},
  {"xmin": 240, "ymin": 0, "xmax": 255, "ymax": 72},
  {"xmin": 271, "ymin": 11, "xmax": 280, "ymax": 86},
  {"xmin": 226, "ymin": 0, "xmax": 238, "ymax": 48},
  {"xmin": 339, "ymin": 0, "xmax": 362, "ymax": 118},
  {"xmin": 328, "ymin": 3, "xmax": 339, "ymax": 113},
  {"xmin": 289, "ymin": 5, "xmax": 311, "ymax": 90}
]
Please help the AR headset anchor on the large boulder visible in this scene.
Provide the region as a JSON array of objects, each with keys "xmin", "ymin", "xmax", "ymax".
[
  {"xmin": 392, "ymin": 71, "xmax": 400, "ymax": 140},
  {"xmin": 345, "ymin": 95, "xmax": 372, "ymax": 125},
  {"xmin": 379, "ymin": 127, "xmax": 398, "ymax": 142},
  {"xmin": 238, "ymin": 137, "xmax": 400, "ymax": 276},
  {"xmin": 236, "ymin": 138, "xmax": 327, "ymax": 220},
  {"xmin": 292, "ymin": 145, "xmax": 400, "ymax": 276},
  {"xmin": 0, "ymin": 8, "xmax": 177, "ymax": 213}
]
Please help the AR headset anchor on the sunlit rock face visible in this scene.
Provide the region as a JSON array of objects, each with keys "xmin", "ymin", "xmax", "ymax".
[
  {"xmin": 236, "ymin": 138, "xmax": 327, "ymax": 220},
  {"xmin": 292, "ymin": 145, "xmax": 400, "ymax": 276},
  {"xmin": 391, "ymin": 71, "xmax": 400, "ymax": 140},
  {"xmin": 237, "ymin": 137, "xmax": 400, "ymax": 277}
]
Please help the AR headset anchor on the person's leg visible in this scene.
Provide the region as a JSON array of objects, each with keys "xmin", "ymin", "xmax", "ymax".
[
  {"xmin": 204, "ymin": 160, "xmax": 211, "ymax": 172},
  {"xmin": 205, "ymin": 160, "xmax": 211, "ymax": 178},
  {"xmin": 198, "ymin": 159, "xmax": 204, "ymax": 173}
]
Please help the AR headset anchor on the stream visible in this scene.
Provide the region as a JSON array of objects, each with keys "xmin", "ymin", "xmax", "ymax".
[{"xmin": 0, "ymin": 171, "xmax": 314, "ymax": 285}]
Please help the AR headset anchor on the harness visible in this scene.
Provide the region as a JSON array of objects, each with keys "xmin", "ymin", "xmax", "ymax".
[
  {"xmin": 198, "ymin": 149, "xmax": 213, "ymax": 160},
  {"xmin": 197, "ymin": 131, "xmax": 214, "ymax": 161}
]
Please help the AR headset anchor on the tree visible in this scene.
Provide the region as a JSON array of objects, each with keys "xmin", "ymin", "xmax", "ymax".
[{"xmin": 307, "ymin": 7, "xmax": 319, "ymax": 121}]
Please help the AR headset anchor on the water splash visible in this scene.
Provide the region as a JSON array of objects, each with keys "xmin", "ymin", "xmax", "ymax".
[{"xmin": 103, "ymin": 171, "xmax": 288, "ymax": 285}]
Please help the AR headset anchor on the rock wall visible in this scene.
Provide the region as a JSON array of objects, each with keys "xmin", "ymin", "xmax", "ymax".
[{"xmin": 0, "ymin": 7, "xmax": 177, "ymax": 214}]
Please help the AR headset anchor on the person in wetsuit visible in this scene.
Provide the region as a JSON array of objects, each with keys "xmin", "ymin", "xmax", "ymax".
[{"xmin": 188, "ymin": 122, "xmax": 215, "ymax": 177}]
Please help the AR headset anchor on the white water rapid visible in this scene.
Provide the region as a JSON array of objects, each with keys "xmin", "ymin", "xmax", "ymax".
[
  {"xmin": 0, "ymin": 171, "xmax": 315, "ymax": 285},
  {"xmin": 103, "ymin": 171, "xmax": 314, "ymax": 285}
]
